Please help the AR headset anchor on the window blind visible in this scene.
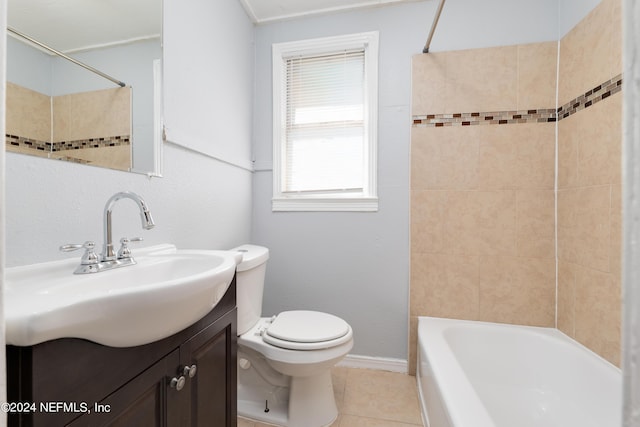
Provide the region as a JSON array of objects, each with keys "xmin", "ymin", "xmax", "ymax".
[{"xmin": 283, "ymin": 48, "xmax": 366, "ymax": 193}]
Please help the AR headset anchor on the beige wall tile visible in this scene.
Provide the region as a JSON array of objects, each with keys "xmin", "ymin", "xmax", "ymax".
[
  {"xmin": 576, "ymin": 186, "xmax": 613, "ymax": 272},
  {"xmin": 576, "ymin": 94, "xmax": 622, "ymax": 187},
  {"xmin": 53, "ymin": 87, "xmax": 131, "ymax": 142},
  {"xmin": 477, "ymin": 127, "xmax": 518, "ymax": 189},
  {"xmin": 468, "ymin": 123, "xmax": 555, "ymax": 191},
  {"xmin": 52, "ymin": 145, "xmax": 131, "ymax": 172},
  {"xmin": 557, "ymin": 260, "xmax": 577, "ymax": 337},
  {"xmin": 516, "ymin": 190, "xmax": 555, "ymax": 259},
  {"xmin": 558, "ymin": 0, "xmax": 622, "ymax": 106},
  {"xmin": 441, "ymin": 190, "xmax": 517, "ymax": 257},
  {"xmin": 409, "ymin": 253, "xmax": 430, "ymax": 316},
  {"xmin": 609, "ymin": 0, "xmax": 622, "ymax": 76},
  {"xmin": 557, "ymin": 186, "xmax": 612, "ymax": 272},
  {"xmin": 574, "ymin": 265, "xmax": 621, "ymax": 366},
  {"xmin": 6, "ymin": 82, "xmax": 51, "ymax": 142},
  {"xmin": 411, "ymin": 52, "xmax": 447, "ymax": 115},
  {"xmin": 610, "ymin": 184, "xmax": 622, "ymax": 281},
  {"xmin": 514, "ymin": 123, "xmax": 556, "ymax": 189},
  {"xmin": 411, "ymin": 126, "xmax": 479, "ymax": 190},
  {"xmin": 557, "ymin": 115, "xmax": 579, "ymax": 189},
  {"xmin": 474, "ymin": 190, "xmax": 518, "ymax": 256},
  {"xmin": 410, "ymin": 253, "xmax": 480, "ymax": 320},
  {"xmin": 517, "ymin": 41, "xmax": 558, "ymax": 110},
  {"xmin": 445, "ymin": 46, "xmax": 518, "ymax": 113},
  {"xmin": 478, "ymin": 256, "xmax": 555, "ymax": 326},
  {"xmin": 411, "ymin": 190, "xmax": 447, "ymax": 254}
]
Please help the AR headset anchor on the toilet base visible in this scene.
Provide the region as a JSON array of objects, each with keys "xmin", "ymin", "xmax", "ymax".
[{"xmin": 238, "ymin": 371, "xmax": 338, "ymax": 427}]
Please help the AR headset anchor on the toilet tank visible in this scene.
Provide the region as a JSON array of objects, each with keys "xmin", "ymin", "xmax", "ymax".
[{"xmin": 232, "ymin": 244, "xmax": 269, "ymax": 335}]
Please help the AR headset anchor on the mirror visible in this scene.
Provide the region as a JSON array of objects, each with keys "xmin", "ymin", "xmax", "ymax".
[{"xmin": 5, "ymin": 0, "xmax": 163, "ymax": 176}]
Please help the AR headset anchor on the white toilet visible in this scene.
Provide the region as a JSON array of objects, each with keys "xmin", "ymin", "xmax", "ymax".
[{"xmin": 232, "ymin": 244, "xmax": 353, "ymax": 427}]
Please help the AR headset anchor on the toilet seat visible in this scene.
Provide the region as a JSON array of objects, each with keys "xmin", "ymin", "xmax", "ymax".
[{"xmin": 262, "ymin": 310, "xmax": 352, "ymax": 351}]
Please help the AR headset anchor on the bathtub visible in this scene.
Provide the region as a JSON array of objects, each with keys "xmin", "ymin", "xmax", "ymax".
[{"xmin": 416, "ymin": 317, "xmax": 621, "ymax": 427}]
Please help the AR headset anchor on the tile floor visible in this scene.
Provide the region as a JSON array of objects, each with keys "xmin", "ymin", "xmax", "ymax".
[{"xmin": 238, "ymin": 367, "xmax": 424, "ymax": 427}]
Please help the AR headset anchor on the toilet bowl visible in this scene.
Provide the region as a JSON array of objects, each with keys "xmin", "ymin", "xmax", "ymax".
[{"xmin": 232, "ymin": 245, "xmax": 354, "ymax": 427}]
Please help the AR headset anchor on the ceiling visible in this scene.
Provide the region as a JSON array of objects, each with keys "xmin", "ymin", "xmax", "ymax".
[
  {"xmin": 7, "ymin": 0, "xmax": 161, "ymax": 53},
  {"xmin": 240, "ymin": 0, "xmax": 420, "ymax": 24},
  {"xmin": 6, "ymin": 0, "xmax": 419, "ymax": 53}
]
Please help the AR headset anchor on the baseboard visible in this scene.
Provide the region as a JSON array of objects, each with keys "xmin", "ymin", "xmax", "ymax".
[{"xmin": 337, "ymin": 354, "xmax": 408, "ymax": 373}]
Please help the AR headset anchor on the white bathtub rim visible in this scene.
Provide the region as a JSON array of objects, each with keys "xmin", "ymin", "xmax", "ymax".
[
  {"xmin": 421, "ymin": 316, "xmax": 621, "ymax": 373},
  {"xmin": 417, "ymin": 316, "xmax": 621, "ymax": 427},
  {"xmin": 419, "ymin": 317, "xmax": 496, "ymax": 427}
]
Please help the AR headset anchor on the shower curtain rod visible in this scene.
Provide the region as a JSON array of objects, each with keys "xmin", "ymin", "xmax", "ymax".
[
  {"xmin": 7, "ymin": 27, "xmax": 126, "ymax": 88},
  {"xmin": 423, "ymin": 0, "xmax": 446, "ymax": 53}
]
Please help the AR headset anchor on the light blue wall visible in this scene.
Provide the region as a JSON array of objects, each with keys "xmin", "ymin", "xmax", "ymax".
[
  {"xmin": 53, "ymin": 40, "xmax": 162, "ymax": 173},
  {"xmin": 559, "ymin": 0, "xmax": 602, "ymax": 38},
  {"xmin": 252, "ymin": 0, "xmax": 560, "ymax": 360},
  {"xmin": 425, "ymin": 0, "xmax": 558, "ymax": 52},
  {"xmin": 6, "ymin": 37, "xmax": 51, "ymax": 95}
]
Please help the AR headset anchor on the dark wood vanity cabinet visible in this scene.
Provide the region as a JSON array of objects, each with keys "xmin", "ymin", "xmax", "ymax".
[{"xmin": 7, "ymin": 279, "xmax": 237, "ymax": 427}]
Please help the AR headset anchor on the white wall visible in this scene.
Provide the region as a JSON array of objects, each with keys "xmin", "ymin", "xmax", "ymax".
[
  {"xmin": 252, "ymin": 0, "xmax": 559, "ymax": 360},
  {"xmin": 4, "ymin": 0, "xmax": 254, "ymax": 268},
  {"xmin": 163, "ymin": 0, "xmax": 254, "ymax": 171}
]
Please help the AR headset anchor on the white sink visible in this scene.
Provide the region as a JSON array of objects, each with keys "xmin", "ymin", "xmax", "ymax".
[{"xmin": 5, "ymin": 244, "xmax": 242, "ymax": 347}]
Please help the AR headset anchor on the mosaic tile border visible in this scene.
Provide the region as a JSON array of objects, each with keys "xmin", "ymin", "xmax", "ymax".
[
  {"xmin": 412, "ymin": 109, "xmax": 556, "ymax": 127},
  {"xmin": 557, "ymin": 74, "xmax": 622, "ymax": 119},
  {"xmin": 5, "ymin": 134, "xmax": 130, "ymax": 152},
  {"xmin": 52, "ymin": 135, "xmax": 130, "ymax": 152},
  {"xmin": 5, "ymin": 134, "xmax": 50, "ymax": 151},
  {"xmin": 412, "ymin": 74, "xmax": 623, "ymax": 127}
]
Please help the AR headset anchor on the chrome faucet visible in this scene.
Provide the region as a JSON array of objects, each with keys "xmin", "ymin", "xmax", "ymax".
[
  {"xmin": 60, "ymin": 191, "xmax": 155, "ymax": 274},
  {"xmin": 102, "ymin": 191, "xmax": 155, "ymax": 261}
]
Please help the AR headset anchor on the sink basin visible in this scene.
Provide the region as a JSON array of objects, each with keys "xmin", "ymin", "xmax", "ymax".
[{"xmin": 5, "ymin": 244, "xmax": 242, "ymax": 347}]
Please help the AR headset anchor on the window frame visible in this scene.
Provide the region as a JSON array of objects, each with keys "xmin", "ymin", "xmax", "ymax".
[{"xmin": 271, "ymin": 31, "xmax": 379, "ymax": 212}]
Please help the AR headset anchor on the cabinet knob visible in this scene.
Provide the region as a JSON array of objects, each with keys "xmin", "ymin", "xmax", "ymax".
[
  {"xmin": 183, "ymin": 364, "xmax": 197, "ymax": 378},
  {"xmin": 170, "ymin": 376, "xmax": 186, "ymax": 391}
]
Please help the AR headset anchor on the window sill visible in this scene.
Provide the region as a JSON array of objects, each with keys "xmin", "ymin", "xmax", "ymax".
[{"xmin": 272, "ymin": 196, "xmax": 378, "ymax": 212}]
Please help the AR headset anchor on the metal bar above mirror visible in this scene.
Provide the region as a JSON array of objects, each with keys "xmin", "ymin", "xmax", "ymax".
[{"xmin": 7, "ymin": 27, "xmax": 126, "ymax": 87}]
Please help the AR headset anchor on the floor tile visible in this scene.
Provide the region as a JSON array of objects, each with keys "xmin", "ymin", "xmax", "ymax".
[
  {"xmin": 341, "ymin": 369, "xmax": 422, "ymax": 425},
  {"xmin": 338, "ymin": 414, "xmax": 424, "ymax": 427},
  {"xmin": 238, "ymin": 367, "xmax": 424, "ymax": 427}
]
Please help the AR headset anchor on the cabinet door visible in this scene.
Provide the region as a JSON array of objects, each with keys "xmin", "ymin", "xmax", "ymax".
[
  {"xmin": 180, "ymin": 309, "xmax": 237, "ymax": 427},
  {"xmin": 66, "ymin": 350, "xmax": 181, "ymax": 427}
]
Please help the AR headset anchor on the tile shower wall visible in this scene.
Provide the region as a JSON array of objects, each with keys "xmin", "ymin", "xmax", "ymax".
[
  {"xmin": 410, "ymin": 42, "xmax": 558, "ymax": 374},
  {"xmin": 410, "ymin": 0, "xmax": 622, "ymax": 372},
  {"xmin": 6, "ymin": 85, "xmax": 131, "ymax": 168},
  {"xmin": 556, "ymin": 0, "xmax": 622, "ymax": 366},
  {"xmin": 5, "ymin": 82, "xmax": 51, "ymax": 153},
  {"xmin": 52, "ymin": 87, "xmax": 131, "ymax": 145}
]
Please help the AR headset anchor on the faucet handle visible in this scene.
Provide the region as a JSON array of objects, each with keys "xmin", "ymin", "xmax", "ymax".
[
  {"xmin": 60, "ymin": 241, "xmax": 99, "ymax": 265},
  {"xmin": 117, "ymin": 237, "xmax": 143, "ymax": 259}
]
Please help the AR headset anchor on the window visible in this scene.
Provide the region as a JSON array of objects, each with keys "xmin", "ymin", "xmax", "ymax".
[{"xmin": 272, "ymin": 32, "xmax": 379, "ymax": 212}]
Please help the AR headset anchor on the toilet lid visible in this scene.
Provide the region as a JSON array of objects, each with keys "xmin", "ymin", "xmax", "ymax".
[{"xmin": 263, "ymin": 310, "xmax": 352, "ymax": 350}]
